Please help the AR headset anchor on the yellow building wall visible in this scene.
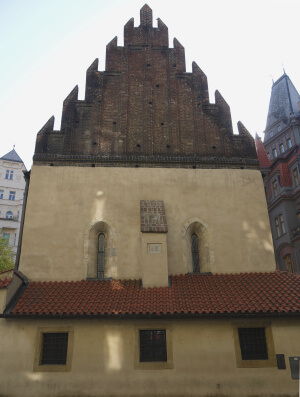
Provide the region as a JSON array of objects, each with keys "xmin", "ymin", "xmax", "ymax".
[
  {"xmin": 141, "ymin": 233, "xmax": 169, "ymax": 288},
  {"xmin": 19, "ymin": 166, "xmax": 275, "ymax": 281},
  {"xmin": 0, "ymin": 317, "xmax": 299, "ymax": 397}
]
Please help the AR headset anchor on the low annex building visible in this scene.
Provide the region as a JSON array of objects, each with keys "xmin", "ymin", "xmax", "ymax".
[{"xmin": 0, "ymin": 5, "xmax": 299, "ymax": 397}]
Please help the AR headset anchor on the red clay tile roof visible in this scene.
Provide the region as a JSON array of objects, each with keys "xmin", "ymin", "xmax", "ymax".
[
  {"xmin": 255, "ymin": 136, "xmax": 271, "ymax": 168},
  {"xmin": 9, "ymin": 272, "xmax": 300, "ymax": 317},
  {"xmin": 271, "ymin": 163, "xmax": 293, "ymax": 186},
  {"xmin": 0, "ymin": 278, "xmax": 12, "ymax": 289}
]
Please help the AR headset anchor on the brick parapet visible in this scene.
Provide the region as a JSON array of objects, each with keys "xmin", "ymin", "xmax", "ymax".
[
  {"xmin": 33, "ymin": 154, "xmax": 259, "ymax": 169},
  {"xmin": 34, "ymin": 5, "xmax": 257, "ymax": 168}
]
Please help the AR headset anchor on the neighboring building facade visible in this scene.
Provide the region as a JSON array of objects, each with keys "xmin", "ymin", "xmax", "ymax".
[
  {"xmin": 0, "ymin": 6, "xmax": 299, "ymax": 397},
  {"xmin": 0, "ymin": 149, "xmax": 26, "ymax": 261},
  {"xmin": 256, "ymin": 73, "xmax": 300, "ymax": 274}
]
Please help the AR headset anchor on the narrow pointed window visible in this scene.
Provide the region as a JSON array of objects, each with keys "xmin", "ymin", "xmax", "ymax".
[
  {"xmin": 97, "ymin": 233, "xmax": 105, "ymax": 279},
  {"xmin": 191, "ymin": 234, "xmax": 200, "ymax": 273}
]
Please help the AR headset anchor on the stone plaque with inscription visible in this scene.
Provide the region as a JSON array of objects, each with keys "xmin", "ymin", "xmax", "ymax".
[{"xmin": 147, "ymin": 243, "xmax": 162, "ymax": 254}]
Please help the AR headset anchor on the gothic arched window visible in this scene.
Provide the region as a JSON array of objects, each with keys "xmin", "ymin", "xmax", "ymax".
[
  {"xmin": 191, "ymin": 234, "xmax": 200, "ymax": 273},
  {"xmin": 97, "ymin": 233, "xmax": 105, "ymax": 279}
]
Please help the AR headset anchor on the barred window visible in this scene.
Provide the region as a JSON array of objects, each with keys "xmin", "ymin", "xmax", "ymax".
[
  {"xmin": 97, "ymin": 233, "xmax": 105, "ymax": 279},
  {"xmin": 191, "ymin": 234, "xmax": 200, "ymax": 273},
  {"xmin": 40, "ymin": 333, "xmax": 68, "ymax": 365},
  {"xmin": 238, "ymin": 328, "xmax": 268, "ymax": 360},
  {"xmin": 140, "ymin": 330, "xmax": 167, "ymax": 362}
]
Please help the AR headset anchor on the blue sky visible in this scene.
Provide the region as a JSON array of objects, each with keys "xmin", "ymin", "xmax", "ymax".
[{"xmin": 1, "ymin": 0, "xmax": 300, "ymax": 169}]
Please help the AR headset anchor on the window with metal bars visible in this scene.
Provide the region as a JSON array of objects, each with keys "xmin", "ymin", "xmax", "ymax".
[
  {"xmin": 191, "ymin": 234, "xmax": 200, "ymax": 273},
  {"xmin": 40, "ymin": 333, "xmax": 68, "ymax": 365},
  {"xmin": 97, "ymin": 233, "xmax": 105, "ymax": 279},
  {"xmin": 140, "ymin": 330, "xmax": 167, "ymax": 362},
  {"xmin": 238, "ymin": 328, "xmax": 268, "ymax": 360}
]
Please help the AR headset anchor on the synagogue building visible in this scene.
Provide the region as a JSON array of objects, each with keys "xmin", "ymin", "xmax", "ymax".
[{"xmin": 0, "ymin": 5, "xmax": 299, "ymax": 396}]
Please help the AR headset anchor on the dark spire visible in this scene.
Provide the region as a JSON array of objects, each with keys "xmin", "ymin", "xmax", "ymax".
[{"xmin": 265, "ymin": 73, "xmax": 300, "ymax": 131}]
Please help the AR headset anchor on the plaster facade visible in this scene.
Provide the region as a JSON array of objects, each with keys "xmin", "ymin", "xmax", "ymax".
[
  {"xmin": 19, "ymin": 166, "xmax": 275, "ymax": 282},
  {"xmin": 0, "ymin": 317, "xmax": 299, "ymax": 397}
]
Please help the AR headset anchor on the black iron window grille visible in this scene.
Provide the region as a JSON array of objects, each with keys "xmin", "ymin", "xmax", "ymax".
[
  {"xmin": 40, "ymin": 333, "xmax": 68, "ymax": 365},
  {"xmin": 238, "ymin": 328, "xmax": 268, "ymax": 360},
  {"xmin": 97, "ymin": 233, "xmax": 105, "ymax": 279},
  {"xmin": 140, "ymin": 330, "xmax": 167, "ymax": 362},
  {"xmin": 191, "ymin": 234, "xmax": 200, "ymax": 273}
]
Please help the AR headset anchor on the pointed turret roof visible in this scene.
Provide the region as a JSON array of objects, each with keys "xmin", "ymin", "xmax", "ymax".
[
  {"xmin": 1, "ymin": 148, "xmax": 24, "ymax": 163},
  {"xmin": 255, "ymin": 134, "xmax": 271, "ymax": 168},
  {"xmin": 265, "ymin": 73, "xmax": 300, "ymax": 130}
]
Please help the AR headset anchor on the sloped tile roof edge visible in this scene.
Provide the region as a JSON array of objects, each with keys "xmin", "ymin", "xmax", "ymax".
[
  {"xmin": 0, "ymin": 278, "xmax": 13, "ymax": 289},
  {"xmin": 0, "ymin": 270, "xmax": 27, "ymax": 288},
  {"xmin": 6, "ymin": 272, "xmax": 300, "ymax": 318}
]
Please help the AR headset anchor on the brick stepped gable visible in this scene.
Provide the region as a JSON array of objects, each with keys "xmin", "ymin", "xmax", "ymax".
[{"xmin": 34, "ymin": 4, "xmax": 257, "ymax": 169}]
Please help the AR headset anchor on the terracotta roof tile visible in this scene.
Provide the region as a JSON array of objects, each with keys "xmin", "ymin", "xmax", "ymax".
[
  {"xmin": 255, "ymin": 136, "xmax": 271, "ymax": 168},
  {"xmin": 271, "ymin": 163, "xmax": 293, "ymax": 186},
  {"xmin": 0, "ymin": 278, "xmax": 12, "ymax": 289},
  {"xmin": 9, "ymin": 272, "xmax": 300, "ymax": 317}
]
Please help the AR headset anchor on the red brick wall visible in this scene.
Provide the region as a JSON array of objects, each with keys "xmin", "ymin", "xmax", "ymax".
[{"xmin": 34, "ymin": 5, "xmax": 257, "ymax": 169}]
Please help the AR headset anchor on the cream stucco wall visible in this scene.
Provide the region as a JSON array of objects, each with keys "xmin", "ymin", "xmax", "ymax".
[
  {"xmin": 19, "ymin": 166, "xmax": 275, "ymax": 281},
  {"xmin": 0, "ymin": 317, "xmax": 299, "ymax": 397},
  {"xmin": 141, "ymin": 233, "xmax": 169, "ymax": 288}
]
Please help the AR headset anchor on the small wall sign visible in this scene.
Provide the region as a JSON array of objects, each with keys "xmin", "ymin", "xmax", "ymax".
[{"xmin": 147, "ymin": 244, "xmax": 162, "ymax": 254}]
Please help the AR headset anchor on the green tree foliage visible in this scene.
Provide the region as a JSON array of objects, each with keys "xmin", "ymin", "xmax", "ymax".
[{"xmin": 0, "ymin": 236, "xmax": 15, "ymax": 272}]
